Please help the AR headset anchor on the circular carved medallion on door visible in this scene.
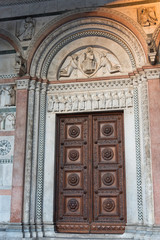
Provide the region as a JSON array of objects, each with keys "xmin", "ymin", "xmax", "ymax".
[
  {"xmin": 102, "ymin": 173, "xmax": 115, "ymax": 186},
  {"xmin": 69, "ymin": 126, "xmax": 80, "ymax": 138},
  {"xmin": 68, "ymin": 199, "xmax": 79, "ymax": 212},
  {"xmin": 102, "ymin": 124, "xmax": 113, "ymax": 136},
  {"xmin": 68, "ymin": 150, "xmax": 79, "ymax": 161},
  {"xmin": 103, "ymin": 199, "xmax": 115, "ymax": 212},
  {"xmin": 68, "ymin": 173, "xmax": 80, "ymax": 186},
  {"xmin": 102, "ymin": 148, "xmax": 114, "ymax": 161}
]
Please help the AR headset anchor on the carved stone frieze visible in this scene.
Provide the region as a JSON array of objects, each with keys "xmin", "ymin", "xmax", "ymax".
[
  {"xmin": 48, "ymin": 79, "xmax": 133, "ymax": 93},
  {"xmin": 0, "ymin": 112, "xmax": 16, "ymax": 131},
  {"xmin": 137, "ymin": 7, "xmax": 158, "ymax": 27},
  {"xmin": 47, "ymin": 89, "xmax": 133, "ymax": 113},
  {"xmin": 58, "ymin": 47, "xmax": 121, "ymax": 79},
  {"xmin": 0, "ymin": 85, "xmax": 16, "ymax": 107},
  {"xmin": 16, "ymin": 17, "xmax": 36, "ymax": 41}
]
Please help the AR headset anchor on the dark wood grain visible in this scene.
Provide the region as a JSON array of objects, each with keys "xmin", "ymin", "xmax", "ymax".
[{"xmin": 55, "ymin": 112, "xmax": 126, "ymax": 233}]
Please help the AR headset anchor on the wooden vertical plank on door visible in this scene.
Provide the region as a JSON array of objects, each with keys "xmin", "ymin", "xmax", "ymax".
[
  {"xmin": 91, "ymin": 113, "xmax": 126, "ymax": 233},
  {"xmin": 55, "ymin": 114, "xmax": 90, "ymax": 233}
]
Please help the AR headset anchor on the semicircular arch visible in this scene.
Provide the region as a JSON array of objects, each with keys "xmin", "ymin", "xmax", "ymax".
[
  {"xmin": 0, "ymin": 28, "xmax": 24, "ymax": 56},
  {"xmin": 28, "ymin": 8, "xmax": 148, "ymax": 80}
]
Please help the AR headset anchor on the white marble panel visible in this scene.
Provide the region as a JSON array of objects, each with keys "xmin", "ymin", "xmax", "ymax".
[
  {"xmin": 124, "ymin": 108, "xmax": 138, "ymax": 224},
  {"xmin": 43, "ymin": 113, "xmax": 56, "ymax": 223},
  {"xmin": 44, "ymin": 107, "xmax": 138, "ymax": 226},
  {"xmin": 2, "ymin": 164, "xmax": 13, "ymax": 188},
  {"xmin": 0, "ymin": 196, "xmax": 11, "ymax": 222}
]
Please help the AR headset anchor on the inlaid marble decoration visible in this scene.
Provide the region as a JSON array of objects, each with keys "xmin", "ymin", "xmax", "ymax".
[{"xmin": 0, "ymin": 136, "xmax": 14, "ymax": 164}]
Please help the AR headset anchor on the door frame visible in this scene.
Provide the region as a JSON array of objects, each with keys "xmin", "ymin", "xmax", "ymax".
[{"xmin": 41, "ymin": 78, "xmax": 154, "ymax": 236}]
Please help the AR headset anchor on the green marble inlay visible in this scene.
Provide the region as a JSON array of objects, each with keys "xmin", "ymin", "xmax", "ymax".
[{"xmin": 0, "ymin": 107, "xmax": 16, "ymax": 113}]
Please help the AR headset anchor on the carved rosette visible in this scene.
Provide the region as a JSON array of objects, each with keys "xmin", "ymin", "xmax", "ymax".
[
  {"xmin": 68, "ymin": 174, "xmax": 80, "ymax": 186},
  {"xmin": 103, "ymin": 199, "xmax": 115, "ymax": 212},
  {"xmin": 69, "ymin": 126, "xmax": 80, "ymax": 138},
  {"xmin": 102, "ymin": 148, "xmax": 114, "ymax": 161},
  {"xmin": 102, "ymin": 173, "xmax": 115, "ymax": 186},
  {"xmin": 68, "ymin": 150, "xmax": 79, "ymax": 161},
  {"xmin": 102, "ymin": 125, "xmax": 113, "ymax": 136},
  {"xmin": 68, "ymin": 199, "xmax": 79, "ymax": 212}
]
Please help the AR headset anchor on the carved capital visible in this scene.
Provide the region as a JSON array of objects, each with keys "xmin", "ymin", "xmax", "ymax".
[
  {"xmin": 41, "ymin": 83, "xmax": 47, "ymax": 94},
  {"xmin": 16, "ymin": 79, "xmax": 30, "ymax": 90},
  {"xmin": 29, "ymin": 80, "xmax": 36, "ymax": 91},
  {"xmin": 144, "ymin": 68, "xmax": 160, "ymax": 80}
]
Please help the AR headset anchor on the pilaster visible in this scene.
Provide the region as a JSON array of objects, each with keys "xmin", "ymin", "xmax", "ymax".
[
  {"xmin": 147, "ymin": 67, "xmax": 160, "ymax": 225},
  {"xmin": 23, "ymin": 80, "xmax": 36, "ymax": 237},
  {"xmin": 10, "ymin": 79, "xmax": 29, "ymax": 223}
]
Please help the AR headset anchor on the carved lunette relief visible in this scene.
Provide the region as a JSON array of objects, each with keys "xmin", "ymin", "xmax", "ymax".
[{"xmin": 58, "ymin": 47, "xmax": 121, "ymax": 80}]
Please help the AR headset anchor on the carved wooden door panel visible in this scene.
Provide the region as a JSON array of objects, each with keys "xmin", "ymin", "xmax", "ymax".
[
  {"xmin": 91, "ymin": 114, "xmax": 126, "ymax": 233},
  {"xmin": 55, "ymin": 112, "xmax": 126, "ymax": 234}
]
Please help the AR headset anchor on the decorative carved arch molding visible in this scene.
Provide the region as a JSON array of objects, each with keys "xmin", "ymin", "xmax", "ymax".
[
  {"xmin": 0, "ymin": 28, "xmax": 24, "ymax": 55},
  {"xmin": 0, "ymin": 29, "xmax": 25, "ymax": 78},
  {"xmin": 28, "ymin": 8, "xmax": 147, "ymax": 79}
]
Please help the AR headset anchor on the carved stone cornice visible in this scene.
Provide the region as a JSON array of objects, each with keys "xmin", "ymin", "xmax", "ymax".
[{"xmin": 47, "ymin": 79, "xmax": 133, "ymax": 94}]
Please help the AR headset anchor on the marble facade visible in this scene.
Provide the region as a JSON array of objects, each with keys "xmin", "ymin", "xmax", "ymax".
[{"xmin": 0, "ymin": 0, "xmax": 160, "ymax": 239}]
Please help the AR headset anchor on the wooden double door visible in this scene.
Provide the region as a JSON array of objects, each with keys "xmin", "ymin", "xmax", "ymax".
[{"xmin": 55, "ymin": 112, "xmax": 126, "ymax": 233}]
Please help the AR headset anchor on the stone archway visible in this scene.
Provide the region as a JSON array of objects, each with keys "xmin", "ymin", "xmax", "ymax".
[{"xmin": 21, "ymin": 8, "xmax": 155, "ymax": 238}]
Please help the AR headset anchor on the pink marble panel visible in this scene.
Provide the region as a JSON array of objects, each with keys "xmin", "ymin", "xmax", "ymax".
[
  {"xmin": 10, "ymin": 89, "xmax": 28, "ymax": 223},
  {"xmin": 148, "ymin": 79, "xmax": 160, "ymax": 225}
]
